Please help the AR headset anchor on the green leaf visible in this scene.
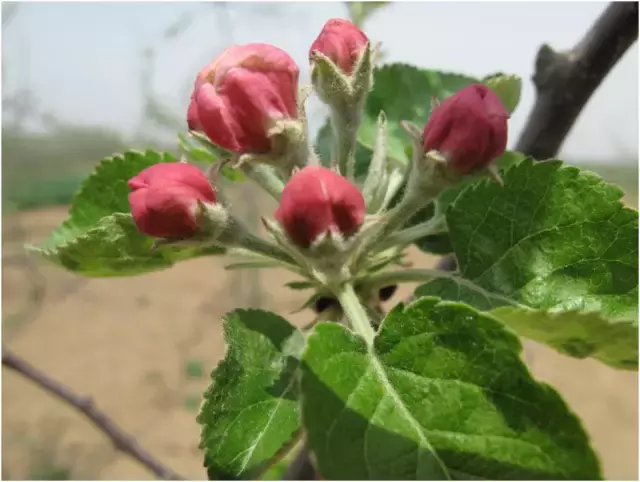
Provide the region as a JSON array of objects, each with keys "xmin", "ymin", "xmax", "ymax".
[
  {"xmin": 315, "ymin": 65, "xmax": 478, "ymax": 174},
  {"xmin": 493, "ymin": 307, "xmax": 638, "ymax": 370},
  {"xmin": 32, "ymin": 150, "xmax": 225, "ymax": 277},
  {"xmin": 284, "ymin": 281, "xmax": 317, "ymax": 291},
  {"xmin": 399, "ymin": 151, "xmax": 528, "ymax": 255},
  {"xmin": 301, "ymin": 297, "xmax": 601, "ymax": 480},
  {"xmin": 493, "ymin": 149, "xmax": 529, "ymax": 173},
  {"xmin": 482, "ymin": 73, "xmax": 522, "ymax": 114},
  {"xmin": 416, "ymin": 159, "xmax": 638, "ymax": 368},
  {"xmin": 44, "ymin": 150, "xmax": 174, "ymax": 248},
  {"xmin": 178, "ymin": 133, "xmax": 245, "ymax": 181},
  {"xmin": 32, "ymin": 213, "xmax": 223, "ymax": 277},
  {"xmin": 362, "ymin": 65, "xmax": 478, "ymax": 165},
  {"xmin": 198, "ymin": 309, "xmax": 304, "ymax": 479}
]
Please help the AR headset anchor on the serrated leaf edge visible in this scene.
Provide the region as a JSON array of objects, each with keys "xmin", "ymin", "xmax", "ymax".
[{"xmin": 198, "ymin": 308, "xmax": 304, "ymax": 478}]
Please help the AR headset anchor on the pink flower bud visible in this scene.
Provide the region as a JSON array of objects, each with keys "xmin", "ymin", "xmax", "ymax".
[
  {"xmin": 422, "ymin": 84, "xmax": 509, "ymax": 173},
  {"xmin": 128, "ymin": 163, "xmax": 216, "ymax": 238},
  {"xmin": 187, "ymin": 43, "xmax": 300, "ymax": 154},
  {"xmin": 275, "ymin": 166, "xmax": 365, "ymax": 248},
  {"xmin": 186, "ymin": 94, "xmax": 202, "ymax": 132},
  {"xmin": 310, "ymin": 18, "xmax": 369, "ymax": 76}
]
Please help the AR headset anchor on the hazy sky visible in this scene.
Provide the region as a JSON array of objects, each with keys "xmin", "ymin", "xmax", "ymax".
[{"xmin": 2, "ymin": 1, "xmax": 638, "ymax": 163}]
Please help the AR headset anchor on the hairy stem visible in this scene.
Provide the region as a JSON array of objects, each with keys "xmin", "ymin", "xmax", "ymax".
[
  {"xmin": 380, "ymin": 168, "xmax": 408, "ymax": 211},
  {"xmin": 332, "ymin": 109, "xmax": 361, "ymax": 180},
  {"xmin": 241, "ymin": 163, "xmax": 285, "ymax": 201},
  {"xmin": 377, "ymin": 215, "xmax": 447, "ymax": 252},
  {"xmin": 355, "ymin": 171, "xmax": 442, "ymax": 269},
  {"xmin": 335, "ymin": 283, "xmax": 375, "ymax": 345},
  {"xmin": 237, "ymin": 231, "xmax": 297, "ymax": 266}
]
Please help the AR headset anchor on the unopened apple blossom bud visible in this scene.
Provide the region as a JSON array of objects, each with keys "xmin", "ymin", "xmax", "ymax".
[
  {"xmin": 309, "ymin": 18, "xmax": 368, "ymax": 76},
  {"xmin": 128, "ymin": 163, "xmax": 217, "ymax": 239},
  {"xmin": 274, "ymin": 166, "xmax": 365, "ymax": 248},
  {"xmin": 186, "ymin": 94, "xmax": 202, "ymax": 132},
  {"xmin": 422, "ymin": 84, "xmax": 509, "ymax": 174},
  {"xmin": 308, "ymin": 19, "xmax": 373, "ymax": 180},
  {"xmin": 188, "ymin": 43, "xmax": 300, "ymax": 154}
]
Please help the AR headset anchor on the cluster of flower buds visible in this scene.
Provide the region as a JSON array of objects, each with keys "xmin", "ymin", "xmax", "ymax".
[{"xmin": 127, "ymin": 17, "xmax": 509, "ymax": 284}]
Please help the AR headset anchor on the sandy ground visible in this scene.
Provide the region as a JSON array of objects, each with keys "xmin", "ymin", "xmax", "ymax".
[{"xmin": 2, "ymin": 203, "xmax": 638, "ymax": 480}]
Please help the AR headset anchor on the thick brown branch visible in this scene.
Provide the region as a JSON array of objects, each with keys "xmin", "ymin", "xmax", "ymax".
[
  {"xmin": 2, "ymin": 347, "xmax": 185, "ymax": 481},
  {"xmin": 515, "ymin": 1, "xmax": 639, "ymax": 159}
]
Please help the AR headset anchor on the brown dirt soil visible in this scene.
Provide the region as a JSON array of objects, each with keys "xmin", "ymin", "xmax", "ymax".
[{"xmin": 2, "ymin": 202, "xmax": 638, "ymax": 480}]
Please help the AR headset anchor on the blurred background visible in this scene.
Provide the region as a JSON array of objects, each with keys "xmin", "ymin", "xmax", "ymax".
[{"xmin": 2, "ymin": 1, "xmax": 638, "ymax": 480}]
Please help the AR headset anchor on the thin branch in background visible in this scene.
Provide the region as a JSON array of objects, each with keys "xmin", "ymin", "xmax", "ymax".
[
  {"xmin": 2, "ymin": 348, "xmax": 185, "ymax": 481},
  {"xmin": 434, "ymin": 1, "xmax": 639, "ymax": 274}
]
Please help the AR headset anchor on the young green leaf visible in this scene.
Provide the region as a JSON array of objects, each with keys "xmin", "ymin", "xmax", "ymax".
[
  {"xmin": 301, "ymin": 297, "xmax": 601, "ymax": 480},
  {"xmin": 284, "ymin": 281, "xmax": 317, "ymax": 291},
  {"xmin": 361, "ymin": 65, "xmax": 478, "ymax": 164},
  {"xmin": 482, "ymin": 72, "xmax": 522, "ymax": 114},
  {"xmin": 416, "ymin": 159, "xmax": 638, "ymax": 369},
  {"xmin": 45, "ymin": 150, "xmax": 174, "ymax": 248},
  {"xmin": 178, "ymin": 133, "xmax": 245, "ymax": 181},
  {"xmin": 32, "ymin": 213, "xmax": 222, "ymax": 277},
  {"xmin": 32, "ymin": 150, "xmax": 225, "ymax": 277},
  {"xmin": 198, "ymin": 309, "xmax": 304, "ymax": 480}
]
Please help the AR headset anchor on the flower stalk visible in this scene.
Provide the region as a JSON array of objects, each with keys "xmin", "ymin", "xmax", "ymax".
[
  {"xmin": 334, "ymin": 283, "xmax": 375, "ymax": 345},
  {"xmin": 377, "ymin": 214, "xmax": 447, "ymax": 252},
  {"xmin": 233, "ymin": 229, "xmax": 297, "ymax": 267},
  {"xmin": 331, "ymin": 108, "xmax": 361, "ymax": 180},
  {"xmin": 240, "ymin": 163, "xmax": 285, "ymax": 201}
]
